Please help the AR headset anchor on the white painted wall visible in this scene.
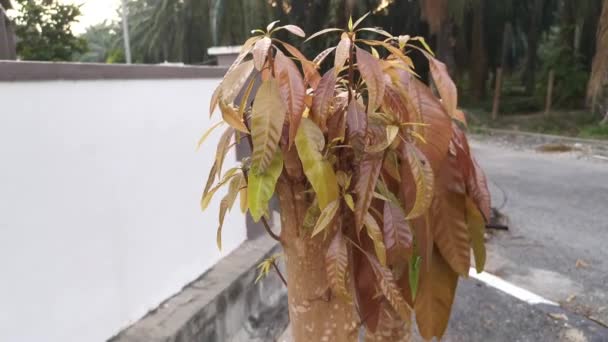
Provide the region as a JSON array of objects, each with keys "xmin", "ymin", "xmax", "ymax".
[{"xmin": 0, "ymin": 78, "xmax": 247, "ymax": 342}]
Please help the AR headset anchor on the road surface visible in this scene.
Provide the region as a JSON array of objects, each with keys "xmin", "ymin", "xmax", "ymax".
[{"xmin": 441, "ymin": 138, "xmax": 608, "ymax": 341}]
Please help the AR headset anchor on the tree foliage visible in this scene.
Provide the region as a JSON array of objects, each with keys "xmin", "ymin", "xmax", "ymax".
[
  {"xmin": 10, "ymin": 0, "xmax": 87, "ymax": 61},
  {"xmin": 201, "ymin": 15, "xmax": 491, "ymax": 340}
]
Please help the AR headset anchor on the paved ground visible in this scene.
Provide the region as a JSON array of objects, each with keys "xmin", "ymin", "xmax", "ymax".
[{"xmin": 439, "ymin": 137, "xmax": 608, "ymax": 341}]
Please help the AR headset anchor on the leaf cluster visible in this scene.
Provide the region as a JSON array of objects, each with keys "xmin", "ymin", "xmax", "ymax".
[{"xmin": 201, "ymin": 15, "xmax": 491, "ymax": 340}]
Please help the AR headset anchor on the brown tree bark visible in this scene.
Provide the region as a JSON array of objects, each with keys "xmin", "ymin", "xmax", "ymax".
[
  {"xmin": 587, "ymin": 0, "xmax": 608, "ymax": 114},
  {"xmin": 523, "ymin": 0, "xmax": 545, "ymax": 95},
  {"xmin": 276, "ymin": 177, "xmax": 359, "ymax": 342},
  {"xmin": 469, "ymin": 0, "xmax": 488, "ymax": 101}
]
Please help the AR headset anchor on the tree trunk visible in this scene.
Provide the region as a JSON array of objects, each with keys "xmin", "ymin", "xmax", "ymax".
[
  {"xmin": 469, "ymin": 0, "xmax": 487, "ymax": 101},
  {"xmin": 523, "ymin": 0, "xmax": 544, "ymax": 95},
  {"xmin": 276, "ymin": 177, "xmax": 359, "ymax": 342},
  {"xmin": 587, "ymin": 0, "xmax": 608, "ymax": 113}
]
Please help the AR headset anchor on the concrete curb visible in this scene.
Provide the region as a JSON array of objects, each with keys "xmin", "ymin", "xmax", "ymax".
[{"xmin": 110, "ymin": 237, "xmax": 288, "ymax": 342}]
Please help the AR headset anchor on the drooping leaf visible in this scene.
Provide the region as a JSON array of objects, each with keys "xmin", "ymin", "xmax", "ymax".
[
  {"xmin": 466, "ymin": 196, "xmax": 486, "ymax": 273},
  {"xmin": 468, "ymin": 157, "xmax": 492, "ymax": 221},
  {"xmin": 393, "ymin": 70, "xmax": 452, "ymax": 173},
  {"xmin": 335, "ymin": 33, "xmax": 351, "ymax": 73},
  {"xmin": 366, "ymin": 125, "xmax": 399, "ymax": 153},
  {"xmin": 354, "ymin": 156, "xmax": 383, "ymax": 231},
  {"xmin": 312, "ymin": 68, "xmax": 337, "ymax": 129},
  {"xmin": 382, "ymin": 83, "xmax": 408, "ymax": 123},
  {"xmin": 365, "ymin": 252, "xmax": 412, "ymax": 322},
  {"xmin": 253, "ymin": 37, "xmax": 272, "ymax": 71},
  {"xmin": 302, "ymin": 200, "xmax": 321, "ymax": 231},
  {"xmin": 210, "ymin": 48, "xmax": 255, "ymax": 116},
  {"xmin": 201, "ymin": 167, "xmax": 240, "ymax": 211},
  {"xmin": 401, "ymin": 143, "xmax": 434, "ymax": 219},
  {"xmin": 279, "ymin": 40, "xmax": 321, "ymax": 89},
  {"xmin": 356, "ymin": 47, "xmax": 385, "ymax": 114},
  {"xmin": 219, "ymin": 100, "xmax": 249, "ymax": 133},
  {"xmin": 383, "ymin": 150, "xmax": 401, "ymax": 181},
  {"xmin": 326, "ymin": 229, "xmax": 351, "ymax": 301},
  {"xmin": 248, "ymin": 151, "xmax": 284, "ymax": 222},
  {"xmin": 311, "ymin": 199, "xmax": 340, "ymax": 237},
  {"xmin": 428, "ymin": 56, "xmax": 457, "ymax": 117},
  {"xmin": 215, "ymin": 127, "xmax": 236, "ymax": 178},
  {"xmin": 363, "ymin": 301, "xmax": 410, "ymax": 342},
  {"xmin": 383, "ymin": 201, "xmax": 413, "ymax": 258},
  {"xmin": 250, "ymin": 78, "xmax": 286, "ymax": 173},
  {"xmin": 346, "ymin": 99, "xmax": 367, "ymax": 151},
  {"xmin": 239, "ymin": 176, "xmax": 248, "ymax": 213},
  {"xmin": 197, "ymin": 121, "xmax": 224, "ymax": 150},
  {"xmin": 414, "ymin": 248, "xmax": 458, "ymax": 340},
  {"xmin": 277, "ymin": 24, "xmax": 305, "ymax": 37},
  {"xmin": 344, "ymin": 194, "xmax": 355, "ymax": 211},
  {"xmin": 357, "ymin": 27, "xmax": 393, "ymax": 38},
  {"xmin": 313, "ymin": 46, "xmax": 337, "ymax": 66},
  {"xmin": 295, "ymin": 118, "xmax": 339, "ymax": 209},
  {"xmin": 218, "ymin": 173, "xmax": 244, "ymax": 250},
  {"xmin": 220, "ymin": 59, "xmax": 256, "ymax": 106},
  {"xmin": 431, "ymin": 155, "xmax": 471, "ymax": 276},
  {"xmin": 274, "ymin": 50, "xmax": 306, "ymax": 148},
  {"xmin": 364, "ymin": 212, "xmax": 387, "ymax": 266}
]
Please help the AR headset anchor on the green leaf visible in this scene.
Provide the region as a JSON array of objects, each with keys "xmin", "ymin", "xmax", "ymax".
[
  {"xmin": 402, "ymin": 143, "xmax": 434, "ymax": 219},
  {"xmin": 466, "ymin": 196, "xmax": 486, "ymax": 273},
  {"xmin": 344, "ymin": 194, "xmax": 355, "ymax": 211},
  {"xmin": 408, "ymin": 255, "xmax": 422, "ymax": 300},
  {"xmin": 348, "ymin": 16, "xmax": 353, "ymax": 31},
  {"xmin": 295, "ymin": 118, "xmax": 339, "ymax": 209},
  {"xmin": 251, "ymin": 78, "xmax": 286, "ymax": 173},
  {"xmin": 312, "ymin": 199, "xmax": 340, "ymax": 237},
  {"xmin": 248, "ymin": 151, "xmax": 284, "ymax": 222},
  {"xmin": 364, "ymin": 212, "xmax": 387, "ymax": 266}
]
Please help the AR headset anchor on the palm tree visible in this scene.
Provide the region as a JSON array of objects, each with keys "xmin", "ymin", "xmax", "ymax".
[{"xmin": 587, "ymin": 0, "xmax": 608, "ymax": 118}]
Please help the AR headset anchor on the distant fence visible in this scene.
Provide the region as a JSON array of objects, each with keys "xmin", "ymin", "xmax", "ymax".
[
  {"xmin": 0, "ymin": 6, "xmax": 16, "ymax": 60},
  {"xmin": 0, "ymin": 62, "xmax": 253, "ymax": 342}
]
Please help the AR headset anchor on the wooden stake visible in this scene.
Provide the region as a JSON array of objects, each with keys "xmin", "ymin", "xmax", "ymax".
[
  {"xmin": 492, "ymin": 67, "xmax": 503, "ymax": 120},
  {"xmin": 545, "ymin": 69, "xmax": 555, "ymax": 116}
]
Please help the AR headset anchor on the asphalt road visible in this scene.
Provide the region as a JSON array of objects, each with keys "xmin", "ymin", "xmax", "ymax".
[{"xmin": 439, "ymin": 138, "xmax": 608, "ymax": 342}]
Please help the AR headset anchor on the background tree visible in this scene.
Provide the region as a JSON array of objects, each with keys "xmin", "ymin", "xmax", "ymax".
[
  {"xmin": 10, "ymin": 0, "xmax": 87, "ymax": 61},
  {"xmin": 77, "ymin": 21, "xmax": 119, "ymax": 63},
  {"xmin": 587, "ymin": 0, "xmax": 608, "ymax": 119}
]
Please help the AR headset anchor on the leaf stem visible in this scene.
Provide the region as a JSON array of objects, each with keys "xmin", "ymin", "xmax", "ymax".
[{"xmin": 271, "ymin": 260, "xmax": 288, "ymax": 286}]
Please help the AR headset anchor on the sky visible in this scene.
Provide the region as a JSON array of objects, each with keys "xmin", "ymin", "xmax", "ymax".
[{"xmin": 61, "ymin": 0, "xmax": 121, "ymax": 34}]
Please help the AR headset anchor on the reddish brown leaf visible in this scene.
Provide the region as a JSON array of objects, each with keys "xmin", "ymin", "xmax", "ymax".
[
  {"xmin": 335, "ymin": 33, "xmax": 351, "ymax": 72},
  {"xmin": 311, "ymin": 68, "xmax": 337, "ymax": 129},
  {"xmin": 280, "ymin": 41, "xmax": 321, "ymax": 89},
  {"xmin": 414, "ymin": 248, "xmax": 458, "ymax": 340},
  {"xmin": 469, "ymin": 156, "xmax": 491, "ymax": 221},
  {"xmin": 428, "ymin": 56, "xmax": 457, "ymax": 117},
  {"xmin": 275, "ymin": 50, "xmax": 306, "ymax": 148},
  {"xmin": 356, "ymin": 47, "xmax": 385, "ymax": 114},
  {"xmin": 366, "ymin": 252, "xmax": 412, "ymax": 322},
  {"xmin": 346, "ymin": 98, "xmax": 367, "ymax": 151},
  {"xmin": 363, "ymin": 301, "xmax": 411, "ymax": 341},
  {"xmin": 383, "ymin": 201, "xmax": 413, "ymax": 261},
  {"xmin": 382, "ymin": 83, "xmax": 408, "ymax": 122},
  {"xmin": 252, "ymin": 37, "xmax": 272, "ymax": 70},
  {"xmin": 431, "ymin": 153, "xmax": 470, "ymax": 276},
  {"xmin": 401, "ymin": 143, "xmax": 434, "ymax": 220},
  {"xmin": 355, "ymin": 156, "xmax": 383, "ymax": 232},
  {"xmin": 313, "ymin": 46, "xmax": 337, "ymax": 66},
  {"xmin": 326, "ymin": 229, "xmax": 351, "ymax": 301},
  {"xmin": 279, "ymin": 24, "xmax": 305, "ymax": 37}
]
